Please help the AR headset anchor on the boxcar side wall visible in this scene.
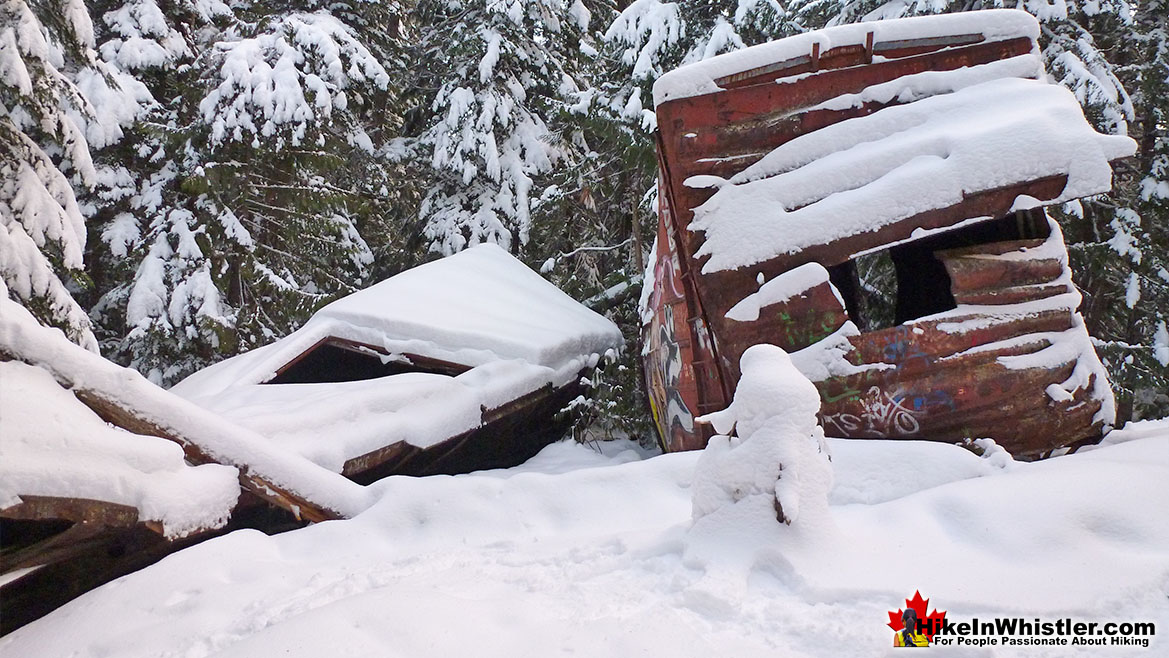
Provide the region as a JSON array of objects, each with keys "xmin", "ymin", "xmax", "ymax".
[{"xmin": 645, "ymin": 20, "xmax": 1118, "ymax": 457}]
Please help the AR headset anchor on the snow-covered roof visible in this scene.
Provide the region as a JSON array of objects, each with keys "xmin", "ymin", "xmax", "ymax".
[
  {"xmin": 176, "ymin": 244, "xmax": 622, "ymax": 390},
  {"xmin": 172, "ymin": 245, "xmax": 623, "ymax": 472},
  {"xmin": 652, "ymin": 9, "xmax": 1041, "ymax": 106},
  {"xmin": 686, "ymin": 70, "xmax": 1136, "ymax": 273},
  {"xmin": 0, "ymin": 360, "xmax": 240, "ymax": 540}
]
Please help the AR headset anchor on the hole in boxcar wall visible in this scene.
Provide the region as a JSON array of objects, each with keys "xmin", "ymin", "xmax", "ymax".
[
  {"xmin": 827, "ymin": 211, "xmax": 1050, "ymax": 332},
  {"xmin": 265, "ymin": 340, "xmax": 468, "ymax": 384}
]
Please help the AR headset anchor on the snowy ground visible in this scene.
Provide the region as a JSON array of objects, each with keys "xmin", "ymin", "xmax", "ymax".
[{"xmin": 3, "ymin": 421, "xmax": 1167, "ymax": 657}]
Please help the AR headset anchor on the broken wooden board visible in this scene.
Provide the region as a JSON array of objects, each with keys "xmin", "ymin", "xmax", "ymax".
[{"xmin": 0, "ymin": 305, "xmax": 371, "ymax": 524}]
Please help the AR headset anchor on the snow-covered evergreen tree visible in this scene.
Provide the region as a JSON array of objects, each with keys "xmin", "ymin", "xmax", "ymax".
[
  {"xmin": 604, "ymin": 0, "xmax": 791, "ymax": 94},
  {"xmin": 85, "ymin": 0, "xmax": 406, "ymax": 384},
  {"xmin": 1, "ymin": 0, "xmax": 146, "ymax": 350},
  {"xmin": 1066, "ymin": 0, "xmax": 1169, "ymax": 419},
  {"xmin": 404, "ymin": 0, "xmax": 593, "ymax": 257}
]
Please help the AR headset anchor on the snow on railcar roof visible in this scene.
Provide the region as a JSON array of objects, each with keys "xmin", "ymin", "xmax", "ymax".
[
  {"xmin": 652, "ymin": 9, "xmax": 1041, "ymax": 106},
  {"xmin": 171, "ymin": 245, "xmax": 623, "ymax": 473},
  {"xmin": 175, "ymin": 244, "xmax": 622, "ymax": 393},
  {"xmin": 685, "ymin": 73, "xmax": 1135, "ymax": 273}
]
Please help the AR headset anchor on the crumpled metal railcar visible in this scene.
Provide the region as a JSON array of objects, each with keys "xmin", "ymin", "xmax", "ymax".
[{"xmin": 642, "ymin": 10, "xmax": 1134, "ymax": 457}]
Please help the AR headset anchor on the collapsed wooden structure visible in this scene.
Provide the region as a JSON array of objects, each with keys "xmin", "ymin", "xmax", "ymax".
[
  {"xmin": 172, "ymin": 244, "xmax": 623, "ymax": 482},
  {"xmin": 1, "ymin": 244, "xmax": 621, "ymax": 634},
  {"xmin": 642, "ymin": 10, "xmax": 1134, "ymax": 457},
  {"xmin": 0, "ymin": 297, "xmax": 362, "ymax": 634}
]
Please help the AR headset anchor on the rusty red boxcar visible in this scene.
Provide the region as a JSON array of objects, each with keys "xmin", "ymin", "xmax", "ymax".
[{"xmin": 641, "ymin": 10, "xmax": 1135, "ymax": 457}]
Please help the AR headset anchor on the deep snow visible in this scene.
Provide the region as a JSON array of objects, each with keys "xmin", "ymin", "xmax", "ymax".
[{"xmin": 3, "ymin": 420, "xmax": 1166, "ymax": 657}]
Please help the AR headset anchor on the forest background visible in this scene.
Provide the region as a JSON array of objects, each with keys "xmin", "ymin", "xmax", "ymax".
[{"xmin": 3, "ymin": 0, "xmax": 1167, "ymax": 445}]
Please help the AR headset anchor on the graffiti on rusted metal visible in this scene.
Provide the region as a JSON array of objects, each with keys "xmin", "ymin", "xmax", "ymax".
[{"xmin": 644, "ymin": 16, "xmax": 1120, "ymax": 458}]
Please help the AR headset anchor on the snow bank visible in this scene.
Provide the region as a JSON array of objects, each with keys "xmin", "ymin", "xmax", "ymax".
[
  {"xmin": 4, "ymin": 426, "xmax": 1165, "ymax": 657},
  {"xmin": 0, "ymin": 361, "xmax": 239, "ymax": 539},
  {"xmin": 652, "ymin": 9, "xmax": 1040, "ymax": 106},
  {"xmin": 172, "ymin": 244, "xmax": 623, "ymax": 471},
  {"xmin": 685, "ymin": 345, "xmax": 835, "ymax": 614},
  {"xmin": 687, "ymin": 75, "xmax": 1136, "ymax": 273},
  {"xmin": 9, "ymin": 423, "xmax": 1169, "ymax": 653}
]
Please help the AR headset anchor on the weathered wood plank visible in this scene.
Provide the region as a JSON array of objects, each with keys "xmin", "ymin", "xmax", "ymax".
[
  {"xmin": 0, "ymin": 344, "xmax": 348, "ymax": 523},
  {"xmin": 69, "ymin": 387, "xmax": 337, "ymax": 524},
  {"xmin": 1, "ymin": 520, "xmax": 109, "ymax": 574},
  {"xmin": 0, "ymin": 495, "xmax": 140, "ymax": 528},
  {"xmin": 0, "ymin": 524, "xmax": 213, "ymax": 636}
]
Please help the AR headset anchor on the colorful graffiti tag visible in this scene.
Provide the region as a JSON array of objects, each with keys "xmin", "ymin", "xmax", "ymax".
[
  {"xmin": 822, "ymin": 387, "xmax": 957, "ymax": 438},
  {"xmin": 643, "ymin": 217, "xmax": 699, "ymax": 452}
]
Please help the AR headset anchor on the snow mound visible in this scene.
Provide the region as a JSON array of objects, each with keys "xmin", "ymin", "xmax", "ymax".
[
  {"xmin": 685, "ymin": 345, "xmax": 836, "ymax": 614},
  {"xmin": 693, "ymin": 344, "xmax": 833, "ymax": 526},
  {"xmin": 1, "ymin": 429, "xmax": 1166, "ymax": 656},
  {"xmin": 0, "ymin": 361, "xmax": 239, "ymax": 539}
]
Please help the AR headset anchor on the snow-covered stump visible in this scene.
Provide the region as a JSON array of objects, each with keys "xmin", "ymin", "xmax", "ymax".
[
  {"xmin": 692, "ymin": 344, "xmax": 833, "ymax": 528},
  {"xmin": 680, "ymin": 344, "xmax": 835, "ymax": 616}
]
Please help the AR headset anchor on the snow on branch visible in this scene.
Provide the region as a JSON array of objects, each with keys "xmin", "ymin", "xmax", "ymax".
[
  {"xmin": 199, "ymin": 12, "xmax": 391, "ymax": 149},
  {"xmin": 603, "ymin": 0, "xmax": 683, "ymax": 81}
]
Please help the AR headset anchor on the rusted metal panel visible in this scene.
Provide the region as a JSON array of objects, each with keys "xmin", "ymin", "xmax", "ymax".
[
  {"xmin": 685, "ymin": 176, "xmax": 1073, "ymax": 387},
  {"xmin": 952, "ymin": 283, "xmax": 1069, "ymax": 306},
  {"xmin": 862, "ymin": 316, "xmax": 1073, "ymax": 370},
  {"xmin": 940, "ymin": 252, "xmax": 1065, "ymax": 291},
  {"xmin": 717, "ymin": 280, "xmax": 849, "ymax": 383},
  {"xmin": 713, "ymin": 31, "xmax": 987, "ymax": 91},
  {"xmin": 642, "ymin": 194, "xmax": 711, "ymax": 452},
  {"xmin": 815, "ymin": 355, "xmax": 1104, "ymax": 455},
  {"xmin": 341, "ymin": 380, "xmax": 584, "ymax": 483},
  {"xmin": 645, "ymin": 23, "xmax": 1116, "ymax": 457},
  {"xmin": 653, "ymin": 149, "xmax": 732, "ymax": 418},
  {"xmin": 660, "ymin": 37, "xmax": 1033, "ymax": 140}
]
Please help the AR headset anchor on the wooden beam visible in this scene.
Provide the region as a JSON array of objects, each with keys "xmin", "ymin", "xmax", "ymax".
[
  {"xmin": 70, "ymin": 388, "xmax": 338, "ymax": 524},
  {"xmin": 0, "ymin": 346, "xmax": 347, "ymax": 524}
]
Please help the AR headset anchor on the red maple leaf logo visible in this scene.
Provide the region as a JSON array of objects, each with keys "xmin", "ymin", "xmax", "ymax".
[{"xmin": 887, "ymin": 590, "xmax": 947, "ymax": 641}]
